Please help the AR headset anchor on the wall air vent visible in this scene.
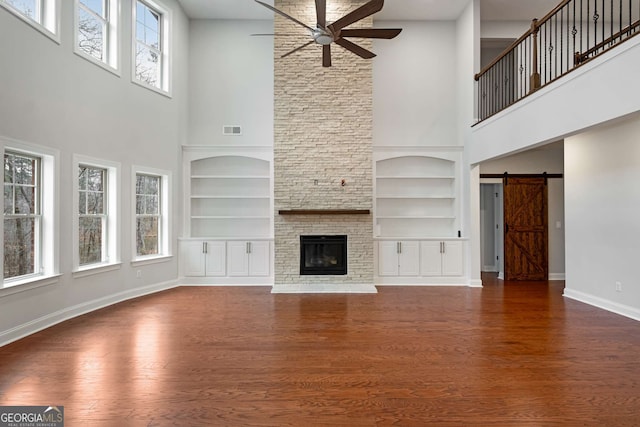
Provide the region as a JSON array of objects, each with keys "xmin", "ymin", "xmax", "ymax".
[{"xmin": 223, "ymin": 125, "xmax": 242, "ymax": 135}]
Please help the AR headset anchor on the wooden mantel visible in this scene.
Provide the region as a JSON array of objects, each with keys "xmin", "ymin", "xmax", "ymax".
[{"xmin": 278, "ymin": 209, "xmax": 371, "ymax": 215}]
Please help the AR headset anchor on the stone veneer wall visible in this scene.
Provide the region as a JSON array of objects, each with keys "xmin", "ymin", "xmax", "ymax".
[{"xmin": 274, "ymin": 0, "xmax": 373, "ymax": 286}]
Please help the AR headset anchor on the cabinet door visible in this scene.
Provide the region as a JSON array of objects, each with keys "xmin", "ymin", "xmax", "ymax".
[
  {"xmin": 227, "ymin": 241, "xmax": 249, "ymax": 276},
  {"xmin": 398, "ymin": 241, "xmax": 420, "ymax": 276},
  {"xmin": 204, "ymin": 241, "xmax": 226, "ymax": 276},
  {"xmin": 420, "ymin": 241, "xmax": 443, "ymax": 276},
  {"xmin": 180, "ymin": 241, "xmax": 206, "ymax": 277},
  {"xmin": 378, "ymin": 241, "xmax": 399, "ymax": 276},
  {"xmin": 442, "ymin": 240, "xmax": 464, "ymax": 276},
  {"xmin": 248, "ymin": 241, "xmax": 270, "ymax": 277}
]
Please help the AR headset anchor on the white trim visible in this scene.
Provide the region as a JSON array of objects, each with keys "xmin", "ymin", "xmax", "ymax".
[
  {"xmin": 563, "ymin": 288, "xmax": 640, "ymax": 322},
  {"xmin": 0, "ymin": 279, "xmax": 179, "ymax": 347},
  {"xmin": 72, "ymin": 262, "xmax": 122, "ymax": 278},
  {"xmin": 549, "ymin": 273, "xmax": 566, "ymax": 281},
  {"xmin": 0, "ymin": 0, "xmax": 60, "ymax": 43},
  {"xmin": 132, "ymin": 165, "xmax": 172, "ymax": 261},
  {"xmin": 0, "ymin": 274, "xmax": 61, "ymax": 298}
]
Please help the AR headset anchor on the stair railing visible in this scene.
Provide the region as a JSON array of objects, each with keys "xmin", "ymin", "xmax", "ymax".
[{"xmin": 475, "ymin": 0, "xmax": 640, "ymax": 122}]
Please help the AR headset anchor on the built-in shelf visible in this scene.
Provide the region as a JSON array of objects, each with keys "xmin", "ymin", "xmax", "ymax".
[{"xmin": 279, "ymin": 209, "xmax": 371, "ymax": 215}]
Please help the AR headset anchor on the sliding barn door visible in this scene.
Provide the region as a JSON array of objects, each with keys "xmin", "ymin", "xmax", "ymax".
[{"xmin": 504, "ymin": 177, "xmax": 548, "ymax": 281}]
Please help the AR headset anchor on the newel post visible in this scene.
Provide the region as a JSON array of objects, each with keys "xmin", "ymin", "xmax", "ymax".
[{"xmin": 530, "ymin": 18, "xmax": 541, "ymax": 92}]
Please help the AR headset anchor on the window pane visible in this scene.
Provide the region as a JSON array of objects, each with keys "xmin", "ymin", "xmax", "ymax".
[
  {"xmin": 13, "ymin": 155, "xmax": 35, "ymax": 185},
  {"xmin": 15, "ymin": 186, "xmax": 35, "ymax": 214},
  {"xmin": 136, "ymin": 194, "xmax": 144, "ymax": 215},
  {"xmin": 78, "ymin": 167, "xmax": 88, "ymax": 190},
  {"xmin": 4, "ymin": 217, "xmax": 35, "ymax": 279},
  {"xmin": 80, "ymin": 0, "xmax": 105, "ymax": 18},
  {"xmin": 87, "ymin": 168, "xmax": 104, "ymax": 191},
  {"xmin": 4, "ymin": 155, "xmax": 14, "ymax": 183},
  {"xmin": 135, "ymin": 43, "xmax": 160, "ymax": 87},
  {"xmin": 78, "ymin": 7, "xmax": 105, "ymax": 61},
  {"xmin": 146, "ymin": 175, "xmax": 159, "ymax": 194},
  {"xmin": 6, "ymin": 0, "xmax": 37, "ymax": 20},
  {"xmin": 79, "ymin": 216, "xmax": 102, "ymax": 265},
  {"xmin": 145, "ymin": 195, "xmax": 158, "ymax": 214},
  {"xmin": 4, "ymin": 186, "xmax": 14, "ymax": 215},
  {"xmin": 79, "ymin": 191, "xmax": 87, "ymax": 214},
  {"xmin": 136, "ymin": 217, "xmax": 158, "ymax": 256},
  {"xmin": 86, "ymin": 192, "xmax": 104, "ymax": 214}
]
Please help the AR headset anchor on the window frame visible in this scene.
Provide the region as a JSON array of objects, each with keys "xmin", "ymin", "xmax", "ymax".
[
  {"xmin": 132, "ymin": 165, "xmax": 171, "ymax": 265},
  {"xmin": 131, "ymin": 0, "xmax": 172, "ymax": 96},
  {"xmin": 1, "ymin": 137, "xmax": 59, "ymax": 291},
  {"xmin": 73, "ymin": 0, "xmax": 120, "ymax": 75},
  {"xmin": 72, "ymin": 155, "xmax": 121, "ymax": 276},
  {"xmin": 0, "ymin": 0, "xmax": 60, "ymax": 43}
]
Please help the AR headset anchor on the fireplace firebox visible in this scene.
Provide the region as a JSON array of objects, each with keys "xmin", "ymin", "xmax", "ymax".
[{"xmin": 300, "ymin": 235, "xmax": 347, "ymax": 275}]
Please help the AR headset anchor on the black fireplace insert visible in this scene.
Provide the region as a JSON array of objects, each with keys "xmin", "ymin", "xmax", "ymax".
[{"xmin": 300, "ymin": 235, "xmax": 347, "ymax": 275}]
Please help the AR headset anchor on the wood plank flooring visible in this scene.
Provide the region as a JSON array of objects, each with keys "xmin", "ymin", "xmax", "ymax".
[{"xmin": 1, "ymin": 275, "xmax": 639, "ymax": 426}]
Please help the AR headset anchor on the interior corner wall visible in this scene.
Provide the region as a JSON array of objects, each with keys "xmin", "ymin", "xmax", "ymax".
[
  {"xmin": 564, "ymin": 115, "xmax": 640, "ymax": 320},
  {"xmin": 0, "ymin": 0, "xmax": 190, "ymax": 344}
]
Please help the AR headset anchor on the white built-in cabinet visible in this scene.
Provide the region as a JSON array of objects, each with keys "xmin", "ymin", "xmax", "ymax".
[
  {"xmin": 378, "ymin": 241, "xmax": 420, "ymax": 276},
  {"xmin": 180, "ymin": 147, "xmax": 273, "ymax": 284},
  {"xmin": 374, "ymin": 148, "xmax": 467, "ymax": 284}
]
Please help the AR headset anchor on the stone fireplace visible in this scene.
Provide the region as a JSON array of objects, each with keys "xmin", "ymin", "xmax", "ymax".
[{"xmin": 272, "ymin": 0, "xmax": 375, "ymax": 293}]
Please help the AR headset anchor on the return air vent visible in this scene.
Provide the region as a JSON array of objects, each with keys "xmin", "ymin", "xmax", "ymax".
[{"xmin": 223, "ymin": 125, "xmax": 242, "ymax": 135}]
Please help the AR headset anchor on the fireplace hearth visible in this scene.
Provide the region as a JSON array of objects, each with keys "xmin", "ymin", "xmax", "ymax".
[{"xmin": 300, "ymin": 235, "xmax": 347, "ymax": 275}]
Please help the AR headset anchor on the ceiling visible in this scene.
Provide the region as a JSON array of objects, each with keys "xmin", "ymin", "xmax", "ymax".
[{"xmin": 177, "ymin": 0, "xmax": 561, "ymax": 22}]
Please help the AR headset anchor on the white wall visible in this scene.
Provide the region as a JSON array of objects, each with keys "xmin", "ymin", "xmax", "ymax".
[
  {"xmin": 373, "ymin": 20, "xmax": 458, "ymax": 147},
  {"xmin": 480, "ymin": 144, "xmax": 566, "ymax": 279},
  {"xmin": 564, "ymin": 115, "xmax": 640, "ymax": 320},
  {"xmin": 188, "ymin": 19, "xmax": 274, "ymax": 147},
  {"xmin": 0, "ymin": 0, "xmax": 190, "ymax": 345}
]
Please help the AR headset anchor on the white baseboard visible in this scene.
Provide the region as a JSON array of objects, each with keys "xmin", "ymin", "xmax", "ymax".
[
  {"xmin": 563, "ymin": 288, "xmax": 640, "ymax": 322},
  {"xmin": 468, "ymin": 279, "xmax": 483, "ymax": 288},
  {"xmin": 549, "ymin": 273, "xmax": 566, "ymax": 280},
  {"xmin": 0, "ymin": 280, "xmax": 179, "ymax": 347},
  {"xmin": 179, "ymin": 276, "xmax": 273, "ymax": 286},
  {"xmin": 271, "ymin": 283, "xmax": 378, "ymax": 294}
]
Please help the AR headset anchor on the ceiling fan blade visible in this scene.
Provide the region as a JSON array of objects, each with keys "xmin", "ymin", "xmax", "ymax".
[
  {"xmin": 254, "ymin": 0, "xmax": 315, "ymax": 32},
  {"xmin": 339, "ymin": 28, "xmax": 402, "ymax": 39},
  {"xmin": 281, "ymin": 40, "xmax": 315, "ymax": 58},
  {"xmin": 334, "ymin": 38, "xmax": 376, "ymax": 59},
  {"xmin": 315, "ymin": 0, "xmax": 326, "ymax": 28},
  {"xmin": 323, "ymin": 44, "xmax": 331, "ymax": 67},
  {"xmin": 328, "ymin": 0, "xmax": 384, "ymax": 32}
]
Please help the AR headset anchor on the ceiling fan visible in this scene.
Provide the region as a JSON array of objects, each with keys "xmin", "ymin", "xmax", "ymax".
[{"xmin": 254, "ymin": 0, "xmax": 402, "ymax": 67}]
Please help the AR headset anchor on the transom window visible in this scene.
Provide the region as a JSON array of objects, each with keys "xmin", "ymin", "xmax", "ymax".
[
  {"xmin": 78, "ymin": 165, "xmax": 106, "ymax": 266},
  {"xmin": 3, "ymin": 151, "xmax": 41, "ymax": 280},
  {"xmin": 135, "ymin": 173, "xmax": 160, "ymax": 256}
]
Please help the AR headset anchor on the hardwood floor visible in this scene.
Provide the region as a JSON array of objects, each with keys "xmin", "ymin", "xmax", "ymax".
[{"xmin": 1, "ymin": 275, "xmax": 639, "ymax": 426}]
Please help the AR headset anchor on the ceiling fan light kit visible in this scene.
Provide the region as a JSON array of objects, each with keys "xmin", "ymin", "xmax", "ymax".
[{"xmin": 254, "ymin": 0, "xmax": 402, "ymax": 67}]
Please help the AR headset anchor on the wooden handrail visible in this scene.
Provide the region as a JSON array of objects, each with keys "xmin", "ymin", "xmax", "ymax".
[{"xmin": 575, "ymin": 19, "xmax": 640, "ymax": 64}]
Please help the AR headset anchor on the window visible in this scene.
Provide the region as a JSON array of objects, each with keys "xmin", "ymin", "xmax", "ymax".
[
  {"xmin": 4, "ymin": 152, "xmax": 40, "ymax": 279},
  {"xmin": 2, "ymin": 138, "xmax": 58, "ymax": 288},
  {"xmin": 132, "ymin": 0, "xmax": 171, "ymax": 94},
  {"xmin": 73, "ymin": 155, "xmax": 120, "ymax": 274},
  {"xmin": 133, "ymin": 167, "xmax": 170, "ymax": 262},
  {"xmin": 74, "ymin": 0, "xmax": 119, "ymax": 72},
  {"xmin": 1, "ymin": 0, "xmax": 59, "ymax": 41}
]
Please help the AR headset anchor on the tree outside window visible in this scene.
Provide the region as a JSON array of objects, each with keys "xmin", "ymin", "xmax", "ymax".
[
  {"xmin": 4, "ymin": 152, "xmax": 40, "ymax": 279},
  {"xmin": 5, "ymin": 0, "xmax": 38, "ymax": 21},
  {"xmin": 136, "ymin": 173, "xmax": 160, "ymax": 256},
  {"xmin": 78, "ymin": 165, "xmax": 106, "ymax": 266}
]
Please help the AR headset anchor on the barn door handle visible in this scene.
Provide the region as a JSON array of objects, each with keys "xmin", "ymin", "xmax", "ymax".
[{"xmin": 505, "ymin": 223, "xmax": 509, "ymax": 233}]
